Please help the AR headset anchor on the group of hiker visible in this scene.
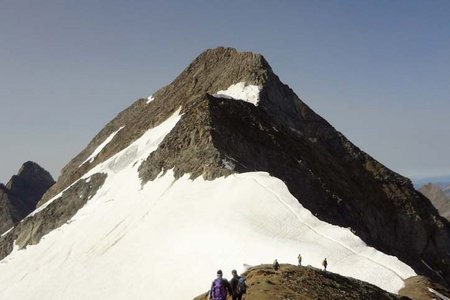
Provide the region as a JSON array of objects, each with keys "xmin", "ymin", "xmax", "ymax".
[
  {"xmin": 209, "ymin": 255, "xmax": 328, "ymax": 299},
  {"xmin": 209, "ymin": 269, "xmax": 246, "ymax": 300},
  {"xmin": 298, "ymin": 253, "xmax": 328, "ymax": 271},
  {"xmin": 273, "ymin": 255, "xmax": 328, "ymax": 271}
]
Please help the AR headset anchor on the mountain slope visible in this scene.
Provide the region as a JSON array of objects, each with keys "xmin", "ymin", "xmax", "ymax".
[{"xmin": 0, "ymin": 47, "xmax": 448, "ymax": 298}]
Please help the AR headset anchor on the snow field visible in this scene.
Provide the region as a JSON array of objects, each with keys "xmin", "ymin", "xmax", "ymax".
[{"xmin": 0, "ymin": 108, "xmax": 416, "ymax": 299}]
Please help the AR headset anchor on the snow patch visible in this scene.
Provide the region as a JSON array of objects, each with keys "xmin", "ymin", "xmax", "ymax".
[
  {"xmin": 80, "ymin": 126, "xmax": 125, "ymax": 167},
  {"xmin": 146, "ymin": 95, "xmax": 154, "ymax": 104},
  {"xmin": 213, "ymin": 82, "xmax": 261, "ymax": 106}
]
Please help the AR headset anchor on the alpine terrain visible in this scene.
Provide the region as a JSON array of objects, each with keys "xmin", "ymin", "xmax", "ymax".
[{"xmin": 0, "ymin": 47, "xmax": 449, "ymax": 299}]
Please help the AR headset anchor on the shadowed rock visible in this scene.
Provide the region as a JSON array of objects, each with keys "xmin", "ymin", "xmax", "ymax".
[{"xmin": 0, "ymin": 162, "xmax": 54, "ymax": 234}]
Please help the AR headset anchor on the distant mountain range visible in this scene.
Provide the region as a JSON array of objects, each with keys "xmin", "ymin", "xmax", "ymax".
[
  {"xmin": 419, "ymin": 183, "xmax": 450, "ymax": 221},
  {"xmin": 444, "ymin": 185, "xmax": 450, "ymax": 199},
  {"xmin": 412, "ymin": 175, "xmax": 450, "ymax": 189}
]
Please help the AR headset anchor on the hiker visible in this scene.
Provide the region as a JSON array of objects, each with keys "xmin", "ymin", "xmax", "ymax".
[
  {"xmin": 273, "ymin": 259, "xmax": 280, "ymax": 271},
  {"xmin": 209, "ymin": 269, "xmax": 232, "ymax": 300},
  {"xmin": 230, "ymin": 269, "xmax": 247, "ymax": 300},
  {"xmin": 322, "ymin": 258, "xmax": 328, "ymax": 271},
  {"xmin": 297, "ymin": 253, "xmax": 302, "ymax": 266}
]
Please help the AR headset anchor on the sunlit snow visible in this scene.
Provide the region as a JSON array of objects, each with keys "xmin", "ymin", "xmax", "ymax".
[
  {"xmin": 0, "ymin": 108, "xmax": 416, "ymax": 299},
  {"xmin": 79, "ymin": 126, "xmax": 125, "ymax": 166},
  {"xmin": 213, "ymin": 82, "xmax": 261, "ymax": 106}
]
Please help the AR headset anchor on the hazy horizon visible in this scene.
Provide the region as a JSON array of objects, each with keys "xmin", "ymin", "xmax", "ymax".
[{"xmin": 1, "ymin": 1, "xmax": 449, "ymax": 183}]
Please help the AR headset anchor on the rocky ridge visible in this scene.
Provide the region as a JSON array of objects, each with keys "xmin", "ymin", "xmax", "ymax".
[
  {"xmin": 2, "ymin": 47, "xmax": 449, "ymax": 288},
  {"xmin": 194, "ymin": 264, "xmax": 409, "ymax": 300}
]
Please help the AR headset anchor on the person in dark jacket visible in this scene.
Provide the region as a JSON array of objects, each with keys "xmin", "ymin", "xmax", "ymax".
[
  {"xmin": 322, "ymin": 258, "xmax": 328, "ymax": 271},
  {"xmin": 229, "ymin": 269, "xmax": 245, "ymax": 300},
  {"xmin": 273, "ymin": 259, "xmax": 280, "ymax": 271},
  {"xmin": 209, "ymin": 269, "xmax": 232, "ymax": 300}
]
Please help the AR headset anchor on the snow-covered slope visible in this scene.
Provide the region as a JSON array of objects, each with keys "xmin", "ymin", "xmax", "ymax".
[{"xmin": 0, "ymin": 109, "xmax": 415, "ymax": 299}]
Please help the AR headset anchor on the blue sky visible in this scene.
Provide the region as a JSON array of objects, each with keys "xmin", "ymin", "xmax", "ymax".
[{"xmin": 1, "ymin": 0, "xmax": 449, "ymax": 183}]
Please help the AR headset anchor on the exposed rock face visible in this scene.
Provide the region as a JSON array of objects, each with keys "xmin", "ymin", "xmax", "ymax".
[
  {"xmin": 0, "ymin": 162, "xmax": 54, "ymax": 234},
  {"xmin": 419, "ymin": 183, "xmax": 450, "ymax": 221},
  {"xmin": 194, "ymin": 264, "xmax": 407, "ymax": 300},
  {"xmin": 31, "ymin": 47, "xmax": 450, "ymax": 286}
]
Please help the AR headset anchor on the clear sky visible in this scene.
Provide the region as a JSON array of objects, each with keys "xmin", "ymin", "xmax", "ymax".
[{"xmin": 1, "ymin": 0, "xmax": 449, "ymax": 183}]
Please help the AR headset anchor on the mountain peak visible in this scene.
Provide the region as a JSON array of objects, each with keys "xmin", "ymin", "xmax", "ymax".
[
  {"xmin": 30, "ymin": 48, "xmax": 450, "ymax": 292},
  {"xmin": 16, "ymin": 161, "xmax": 53, "ymax": 180},
  {"xmin": 7, "ymin": 161, "xmax": 54, "ymax": 193},
  {"xmin": 2, "ymin": 161, "xmax": 54, "ymax": 225},
  {"xmin": 189, "ymin": 46, "xmax": 271, "ymax": 74},
  {"xmin": 152, "ymin": 47, "xmax": 272, "ymax": 108}
]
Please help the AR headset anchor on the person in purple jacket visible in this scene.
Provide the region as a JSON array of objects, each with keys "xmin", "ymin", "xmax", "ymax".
[{"xmin": 209, "ymin": 269, "xmax": 232, "ymax": 300}]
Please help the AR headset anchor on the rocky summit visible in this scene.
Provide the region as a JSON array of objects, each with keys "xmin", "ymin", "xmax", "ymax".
[{"xmin": 0, "ymin": 47, "xmax": 449, "ymax": 299}]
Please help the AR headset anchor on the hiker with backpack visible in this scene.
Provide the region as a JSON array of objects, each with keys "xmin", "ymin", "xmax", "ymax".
[
  {"xmin": 230, "ymin": 269, "xmax": 247, "ymax": 300},
  {"xmin": 209, "ymin": 270, "xmax": 232, "ymax": 300},
  {"xmin": 273, "ymin": 259, "xmax": 280, "ymax": 271}
]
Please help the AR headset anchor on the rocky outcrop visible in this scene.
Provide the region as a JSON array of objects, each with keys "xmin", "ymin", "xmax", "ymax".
[
  {"xmin": 194, "ymin": 264, "xmax": 407, "ymax": 300},
  {"xmin": 0, "ymin": 162, "xmax": 55, "ymax": 234},
  {"xmin": 419, "ymin": 183, "xmax": 450, "ymax": 221},
  {"xmin": 30, "ymin": 47, "xmax": 450, "ymax": 286}
]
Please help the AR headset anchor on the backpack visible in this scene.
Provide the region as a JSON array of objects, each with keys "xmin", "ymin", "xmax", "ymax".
[
  {"xmin": 236, "ymin": 277, "xmax": 247, "ymax": 295},
  {"xmin": 211, "ymin": 278, "xmax": 227, "ymax": 300}
]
